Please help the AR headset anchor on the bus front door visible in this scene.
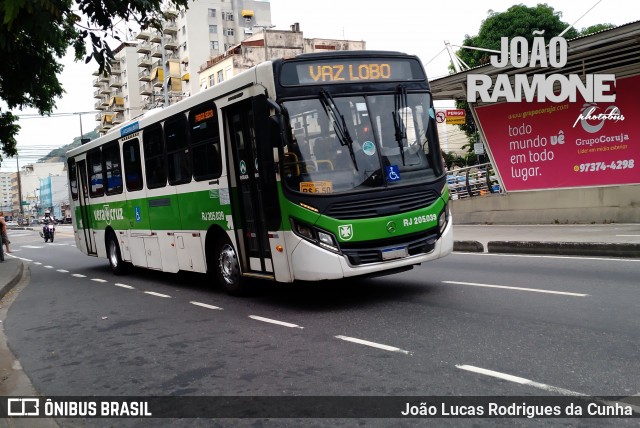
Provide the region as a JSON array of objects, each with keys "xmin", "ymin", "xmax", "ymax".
[
  {"xmin": 76, "ymin": 160, "xmax": 97, "ymax": 255},
  {"xmin": 224, "ymin": 97, "xmax": 276, "ymax": 280}
]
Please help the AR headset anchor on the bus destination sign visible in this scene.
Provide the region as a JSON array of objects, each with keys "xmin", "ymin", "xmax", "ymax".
[{"xmin": 281, "ymin": 58, "xmax": 424, "ymax": 86}]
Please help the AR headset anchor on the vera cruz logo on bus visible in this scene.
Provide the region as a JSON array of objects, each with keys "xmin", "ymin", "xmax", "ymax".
[
  {"xmin": 94, "ymin": 204, "xmax": 124, "ymax": 225},
  {"xmin": 338, "ymin": 224, "xmax": 353, "ymax": 241}
]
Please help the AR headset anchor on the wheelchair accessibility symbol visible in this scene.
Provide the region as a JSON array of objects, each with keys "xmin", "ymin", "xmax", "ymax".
[
  {"xmin": 386, "ymin": 165, "xmax": 401, "ymax": 182},
  {"xmin": 135, "ymin": 206, "xmax": 142, "ymax": 222}
]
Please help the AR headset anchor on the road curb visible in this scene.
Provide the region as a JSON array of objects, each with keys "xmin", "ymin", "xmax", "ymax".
[
  {"xmin": 487, "ymin": 241, "xmax": 640, "ymax": 258},
  {"xmin": 0, "ymin": 259, "xmax": 24, "ymax": 300},
  {"xmin": 453, "ymin": 240, "xmax": 485, "ymax": 253}
]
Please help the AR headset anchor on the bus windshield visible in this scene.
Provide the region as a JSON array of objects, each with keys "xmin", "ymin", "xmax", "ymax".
[{"xmin": 282, "ymin": 91, "xmax": 438, "ymax": 194}]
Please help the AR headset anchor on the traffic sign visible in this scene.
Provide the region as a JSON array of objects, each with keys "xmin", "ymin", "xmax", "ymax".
[{"xmin": 446, "ymin": 109, "xmax": 466, "ymax": 125}]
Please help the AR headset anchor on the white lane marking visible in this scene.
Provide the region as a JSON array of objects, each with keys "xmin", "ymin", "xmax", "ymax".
[
  {"xmin": 455, "ymin": 252, "xmax": 640, "ymax": 262},
  {"xmin": 114, "ymin": 283, "xmax": 135, "ymax": 290},
  {"xmin": 335, "ymin": 335, "xmax": 411, "ymax": 355},
  {"xmin": 56, "ymin": 269, "xmax": 69, "ymax": 273},
  {"xmin": 249, "ymin": 315, "xmax": 303, "ymax": 329},
  {"xmin": 456, "ymin": 365, "xmax": 586, "ymax": 396},
  {"xmin": 33, "ymin": 262, "xmax": 42, "ymax": 265},
  {"xmin": 443, "ymin": 280, "xmax": 589, "ymax": 297},
  {"xmin": 43, "ymin": 265, "xmax": 54, "ymax": 269},
  {"xmin": 22, "ymin": 245, "xmax": 44, "ymax": 249},
  {"xmin": 144, "ymin": 291, "xmax": 171, "ymax": 298},
  {"xmin": 190, "ymin": 301, "xmax": 223, "ymax": 310},
  {"xmin": 91, "ymin": 278, "xmax": 108, "ymax": 283},
  {"xmin": 72, "ymin": 274, "xmax": 86, "ymax": 278},
  {"xmin": 616, "ymin": 234, "xmax": 640, "ymax": 237},
  {"xmin": 18, "ymin": 257, "xmax": 32, "ymax": 261}
]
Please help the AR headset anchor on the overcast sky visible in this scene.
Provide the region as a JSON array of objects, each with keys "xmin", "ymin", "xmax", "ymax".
[{"xmin": 2, "ymin": 0, "xmax": 636, "ymax": 171}]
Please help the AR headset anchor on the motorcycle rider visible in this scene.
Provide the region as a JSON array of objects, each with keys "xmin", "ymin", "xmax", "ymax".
[{"xmin": 42, "ymin": 210, "xmax": 56, "ymax": 238}]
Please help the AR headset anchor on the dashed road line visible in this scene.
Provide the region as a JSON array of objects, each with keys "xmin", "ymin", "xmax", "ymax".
[
  {"xmin": 115, "ymin": 283, "xmax": 135, "ymax": 290},
  {"xmin": 43, "ymin": 265, "xmax": 54, "ymax": 269},
  {"xmin": 190, "ymin": 301, "xmax": 223, "ymax": 310},
  {"xmin": 249, "ymin": 315, "xmax": 303, "ymax": 329},
  {"xmin": 456, "ymin": 365, "xmax": 586, "ymax": 396},
  {"xmin": 144, "ymin": 291, "xmax": 172, "ymax": 298},
  {"xmin": 71, "ymin": 274, "xmax": 86, "ymax": 278},
  {"xmin": 33, "ymin": 262, "xmax": 42, "ymax": 265},
  {"xmin": 443, "ymin": 280, "xmax": 588, "ymax": 297},
  {"xmin": 335, "ymin": 335, "xmax": 411, "ymax": 355},
  {"xmin": 56, "ymin": 269, "xmax": 69, "ymax": 273},
  {"xmin": 91, "ymin": 278, "xmax": 108, "ymax": 283}
]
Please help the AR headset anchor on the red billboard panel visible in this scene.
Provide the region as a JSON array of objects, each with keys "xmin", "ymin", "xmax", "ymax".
[{"xmin": 475, "ymin": 74, "xmax": 640, "ymax": 191}]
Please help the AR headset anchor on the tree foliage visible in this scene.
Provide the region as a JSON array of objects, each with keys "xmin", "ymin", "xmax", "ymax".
[
  {"xmin": 0, "ymin": 0, "xmax": 189, "ymax": 167},
  {"xmin": 452, "ymin": 4, "xmax": 614, "ymax": 165}
]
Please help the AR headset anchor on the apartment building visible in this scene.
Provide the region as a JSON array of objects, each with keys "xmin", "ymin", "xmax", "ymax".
[
  {"xmin": 0, "ymin": 172, "xmax": 13, "ymax": 216},
  {"xmin": 199, "ymin": 24, "xmax": 366, "ymax": 89},
  {"xmin": 93, "ymin": 42, "xmax": 145, "ymax": 134},
  {"xmin": 93, "ymin": 0, "xmax": 272, "ymax": 133}
]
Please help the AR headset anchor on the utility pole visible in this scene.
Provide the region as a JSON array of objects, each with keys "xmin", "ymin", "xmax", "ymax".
[{"xmin": 16, "ymin": 155, "xmax": 23, "ymax": 217}]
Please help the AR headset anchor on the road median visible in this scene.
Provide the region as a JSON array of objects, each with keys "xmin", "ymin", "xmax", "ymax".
[{"xmin": 487, "ymin": 241, "xmax": 640, "ymax": 258}]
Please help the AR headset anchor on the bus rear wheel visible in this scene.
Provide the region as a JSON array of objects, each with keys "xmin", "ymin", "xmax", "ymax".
[
  {"xmin": 107, "ymin": 233, "xmax": 127, "ymax": 275},
  {"xmin": 214, "ymin": 238, "xmax": 246, "ymax": 295}
]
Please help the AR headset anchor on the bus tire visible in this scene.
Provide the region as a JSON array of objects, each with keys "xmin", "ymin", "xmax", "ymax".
[
  {"xmin": 214, "ymin": 237, "xmax": 246, "ymax": 295},
  {"xmin": 107, "ymin": 233, "xmax": 127, "ymax": 275}
]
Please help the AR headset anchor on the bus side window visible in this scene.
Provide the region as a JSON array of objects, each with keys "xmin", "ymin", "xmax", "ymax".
[
  {"xmin": 68, "ymin": 159, "xmax": 78, "ymax": 200},
  {"xmin": 123, "ymin": 138, "xmax": 143, "ymax": 191},
  {"xmin": 103, "ymin": 141, "xmax": 123, "ymax": 195},
  {"xmin": 143, "ymin": 124, "xmax": 166, "ymax": 189},
  {"xmin": 87, "ymin": 148, "xmax": 104, "ymax": 198},
  {"xmin": 165, "ymin": 114, "xmax": 191, "ymax": 185},
  {"xmin": 189, "ymin": 102, "xmax": 222, "ymax": 181}
]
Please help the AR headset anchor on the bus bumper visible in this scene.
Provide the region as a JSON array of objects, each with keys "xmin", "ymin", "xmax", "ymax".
[{"xmin": 290, "ymin": 218, "xmax": 453, "ymax": 281}]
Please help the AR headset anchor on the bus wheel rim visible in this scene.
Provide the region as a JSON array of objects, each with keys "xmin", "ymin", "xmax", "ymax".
[
  {"xmin": 219, "ymin": 244, "xmax": 237, "ymax": 285},
  {"xmin": 109, "ymin": 240, "xmax": 118, "ymax": 268}
]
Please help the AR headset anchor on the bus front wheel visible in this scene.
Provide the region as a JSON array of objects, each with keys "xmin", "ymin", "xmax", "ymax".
[
  {"xmin": 107, "ymin": 233, "xmax": 127, "ymax": 275},
  {"xmin": 214, "ymin": 238, "xmax": 246, "ymax": 295}
]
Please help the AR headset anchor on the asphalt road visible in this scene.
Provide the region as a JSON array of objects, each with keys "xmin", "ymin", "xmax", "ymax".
[{"xmin": 3, "ymin": 227, "xmax": 640, "ymax": 426}]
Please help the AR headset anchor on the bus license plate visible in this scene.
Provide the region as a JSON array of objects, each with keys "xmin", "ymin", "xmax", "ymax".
[{"xmin": 381, "ymin": 246, "xmax": 408, "ymax": 260}]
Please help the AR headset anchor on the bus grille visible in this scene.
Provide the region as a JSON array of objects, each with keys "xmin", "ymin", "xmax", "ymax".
[
  {"xmin": 340, "ymin": 229, "xmax": 438, "ymax": 266},
  {"xmin": 325, "ymin": 189, "xmax": 439, "ymax": 219}
]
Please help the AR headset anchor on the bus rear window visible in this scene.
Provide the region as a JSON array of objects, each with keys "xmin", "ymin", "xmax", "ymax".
[{"xmin": 68, "ymin": 159, "xmax": 78, "ymax": 201}]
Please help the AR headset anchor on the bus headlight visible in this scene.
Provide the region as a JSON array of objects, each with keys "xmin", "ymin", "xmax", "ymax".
[
  {"xmin": 290, "ymin": 218, "xmax": 339, "ymax": 253},
  {"xmin": 438, "ymin": 204, "xmax": 449, "ymax": 234}
]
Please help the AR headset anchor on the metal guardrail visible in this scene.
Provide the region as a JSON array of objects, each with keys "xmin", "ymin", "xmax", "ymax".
[{"xmin": 447, "ymin": 162, "xmax": 501, "ymax": 200}]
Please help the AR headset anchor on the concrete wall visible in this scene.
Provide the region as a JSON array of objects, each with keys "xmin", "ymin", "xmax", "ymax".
[{"xmin": 451, "ymin": 184, "xmax": 640, "ymax": 224}]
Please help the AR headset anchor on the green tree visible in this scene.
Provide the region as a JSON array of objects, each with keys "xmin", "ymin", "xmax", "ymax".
[
  {"xmin": 452, "ymin": 4, "xmax": 614, "ymax": 165},
  {"xmin": 0, "ymin": 0, "xmax": 189, "ymax": 167}
]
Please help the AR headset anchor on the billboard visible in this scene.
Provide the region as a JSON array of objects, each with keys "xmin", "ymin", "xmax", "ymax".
[{"xmin": 475, "ymin": 74, "xmax": 640, "ymax": 191}]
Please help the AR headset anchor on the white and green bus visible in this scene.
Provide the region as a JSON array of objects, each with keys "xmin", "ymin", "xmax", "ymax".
[{"xmin": 67, "ymin": 50, "xmax": 453, "ymax": 294}]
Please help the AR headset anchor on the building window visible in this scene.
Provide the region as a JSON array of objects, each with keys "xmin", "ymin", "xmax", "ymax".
[
  {"xmin": 217, "ymin": 70, "xmax": 224, "ymax": 83},
  {"xmin": 209, "ymin": 25, "xmax": 217, "ymax": 33},
  {"xmin": 210, "ymin": 41, "xmax": 219, "ymax": 51},
  {"xmin": 225, "ymin": 28, "xmax": 234, "ymax": 36},
  {"xmin": 208, "ymin": 75, "xmax": 215, "ymax": 87},
  {"xmin": 226, "ymin": 13, "xmax": 234, "ymax": 21},
  {"xmin": 181, "ymin": 25, "xmax": 186, "ymax": 35},
  {"xmin": 208, "ymin": 8, "xmax": 216, "ymax": 17}
]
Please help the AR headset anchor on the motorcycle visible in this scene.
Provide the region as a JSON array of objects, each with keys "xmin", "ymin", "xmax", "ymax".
[{"xmin": 42, "ymin": 222, "xmax": 56, "ymax": 243}]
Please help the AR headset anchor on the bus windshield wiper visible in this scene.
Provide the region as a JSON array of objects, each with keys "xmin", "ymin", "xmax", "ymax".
[
  {"xmin": 392, "ymin": 85, "xmax": 407, "ymax": 166},
  {"xmin": 319, "ymin": 90, "xmax": 359, "ymax": 171}
]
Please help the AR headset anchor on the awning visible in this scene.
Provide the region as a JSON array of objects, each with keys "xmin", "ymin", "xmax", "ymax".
[{"xmin": 241, "ymin": 9, "xmax": 254, "ymax": 17}]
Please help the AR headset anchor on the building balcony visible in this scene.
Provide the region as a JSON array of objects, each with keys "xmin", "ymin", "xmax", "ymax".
[
  {"xmin": 92, "ymin": 78, "xmax": 101, "ymax": 87},
  {"xmin": 99, "ymin": 86, "xmax": 112, "ymax": 95},
  {"xmin": 139, "ymin": 83, "xmax": 153, "ymax": 95},
  {"xmin": 164, "ymin": 21, "xmax": 178, "ymax": 35},
  {"xmin": 136, "ymin": 29, "xmax": 151, "ymax": 40},
  {"xmin": 110, "ymin": 64, "xmax": 122, "ymax": 74},
  {"xmin": 94, "ymin": 101, "xmax": 105, "ymax": 110},
  {"xmin": 150, "ymin": 31, "xmax": 162, "ymax": 43},
  {"xmin": 136, "ymin": 42, "xmax": 152, "ymax": 54},
  {"xmin": 164, "ymin": 37, "xmax": 179, "ymax": 50},
  {"xmin": 112, "ymin": 113, "xmax": 125, "ymax": 124},
  {"xmin": 109, "ymin": 77, "xmax": 123, "ymax": 88},
  {"xmin": 99, "ymin": 73, "xmax": 110, "ymax": 83},
  {"xmin": 151, "ymin": 45, "xmax": 164, "ymax": 58},
  {"xmin": 93, "ymin": 90, "xmax": 102, "ymax": 99},
  {"xmin": 138, "ymin": 56, "xmax": 153, "ymax": 68},
  {"xmin": 139, "ymin": 69, "xmax": 151, "ymax": 81}
]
